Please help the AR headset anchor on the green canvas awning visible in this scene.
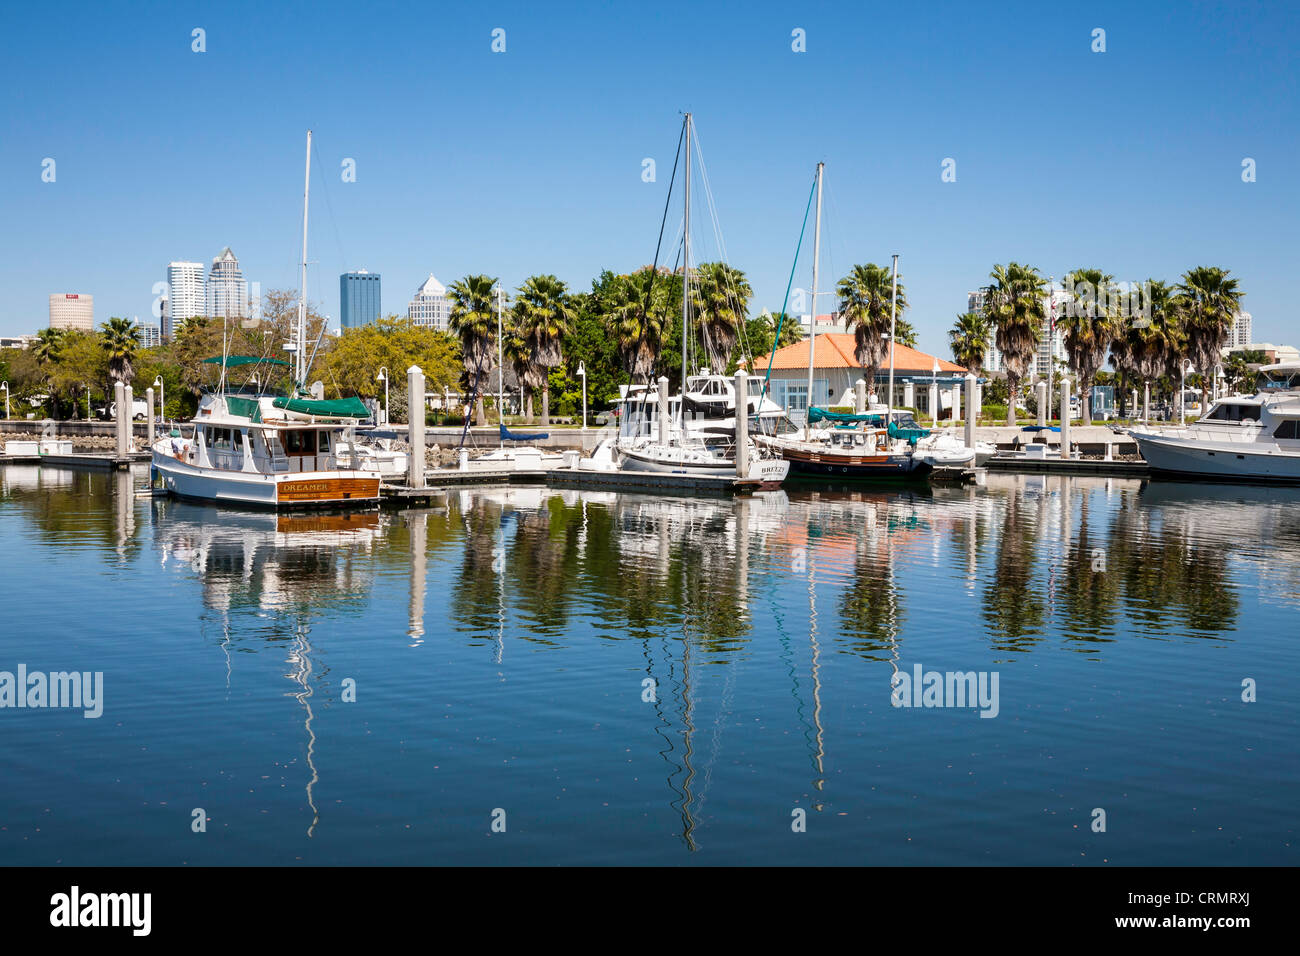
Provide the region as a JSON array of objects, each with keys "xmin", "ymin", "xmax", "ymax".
[
  {"xmin": 202, "ymin": 355, "xmax": 291, "ymax": 368},
  {"xmin": 224, "ymin": 396, "xmax": 263, "ymax": 422},
  {"xmin": 271, "ymin": 395, "xmax": 370, "ymax": 419}
]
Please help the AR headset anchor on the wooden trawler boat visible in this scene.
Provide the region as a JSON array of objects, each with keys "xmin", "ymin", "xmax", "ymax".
[
  {"xmin": 152, "ymin": 376, "xmax": 382, "ymax": 508},
  {"xmin": 151, "ymin": 131, "xmax": 383, "ymax": 509}
]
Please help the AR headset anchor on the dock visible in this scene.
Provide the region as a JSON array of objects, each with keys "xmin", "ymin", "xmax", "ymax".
[
  {"xmin": 985, "ymin": 456, "xmax": 1149, "ymax": 477},
  {"xmin": 0, "ymin": 452, "xmax": 150, "ymax": 470},
  {"xmin": 382, "ymin": 465, "xmax": 768, "ymax": 503}
]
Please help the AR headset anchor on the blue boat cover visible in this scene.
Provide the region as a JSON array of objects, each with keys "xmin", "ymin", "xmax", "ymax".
[{"xmin": 500, "ymin": 424, "xmax": 549, "ymax": 442}]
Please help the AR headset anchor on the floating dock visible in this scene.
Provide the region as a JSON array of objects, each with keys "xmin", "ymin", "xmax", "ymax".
[
  {"xmin": 0, "ymin": 452, "xmax": 150, "ymax": 470},
  {"xmin": 985, "ymin": 456, "xmax": 1149, "ymax": 477}
]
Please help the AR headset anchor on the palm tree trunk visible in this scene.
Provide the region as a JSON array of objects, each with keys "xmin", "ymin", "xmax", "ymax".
[
  {"xmin": 525, "ymin": 392, "xmax": 534, "ymax": 422},
  {"xmin": 541, "ymin": 382, "xmax": 550, "ymax": 427},
  {"xmin": 1081, "ymin": 386, "xmax": 1092, "ymax": 424},
  {"xmin": 1006, "ymin": 381, "xmax": 1017, "ymax": 426}
]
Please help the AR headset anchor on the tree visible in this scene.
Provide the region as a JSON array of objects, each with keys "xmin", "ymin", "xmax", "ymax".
[
  {"xmin": 986, "ymin": 263, "xmax": 1046, "ymax": 425},
  {"xmin": 512, "ymin": 274, "xmax": 577, "ymax": 425},
  {"xmin": 693, "ymin": 261, "xmax": 752, "ymax": 374},
  {"xmin": 837, "ymin": 263, "xmax": 907, "ymax": 403},
  {"xmin": 1178, "ymin": 266, "xmax": 1244, "ymax": 413},
  {"xmin": 447, "ymin": 274, "xmax": 500, "ymax": 426},
  {"xmin": 598, "ymin": 268, "xmax": 671, "ymax": 384},
  {"xmin": 502, "ymin": 319, "xmax": 540, "ymax": 420},
  {"xmin": 32, "ymin": 327, "xmax": 65, "ymax": 367},
  {"xmin": 319, "ymin": 316, "xmax": 462, "ymax": 420},
  {"xmin": 892, "ymin": 316, "xmax": 918, "ymax": 349},
  {"xmin": 1127, "ymin": 280, "xmax": 1182, "ymax": 421},
  {"xmin": 948, "ymin": 311, "xmax": 990, "ymax": 375},
  {"xmin": 100, "ymin": 317, "xmax": 140, "ymax": 384},
  {"xmin": 1058, "ymin": 269, "xmax": 1119, "ymax": 422}
]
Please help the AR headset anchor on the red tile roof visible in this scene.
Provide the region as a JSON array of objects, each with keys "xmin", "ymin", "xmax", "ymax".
[{"xmin": 753, "ymin": 333, "xmax": 965, "ymax": 375}]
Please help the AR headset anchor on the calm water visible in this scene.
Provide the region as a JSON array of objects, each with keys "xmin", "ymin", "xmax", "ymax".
[{"xmin": 0, "ymin": 465, "xmax": 1296, "ymax": 865}]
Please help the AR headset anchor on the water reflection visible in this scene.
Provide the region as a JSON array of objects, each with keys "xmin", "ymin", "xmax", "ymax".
[{"xmin": 7, "ymin": 464, "xmax": 1291, "ymax": 858}]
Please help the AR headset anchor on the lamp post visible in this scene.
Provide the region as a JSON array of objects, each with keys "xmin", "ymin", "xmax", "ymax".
[
  {"xmin": 376, "ymin": 367, "xmax": 389, "ymax": 425},
  {"xmin": 85, "ymin": 384, "xmax": 91, "ymax": 421},
  {"xmin": 495, "ymin": 283, "xmax": 504, "ymax": 429},
  {"xmin": 153, "ymin": 375, "xmax": 164, "ymax": 425},
  {"xmin": 1, "ymin": 382, "xmax": 8, "ymax": 421},
  {"xmin": 577, "ymin": 362, "xmax": 587, "ymax": 430}
]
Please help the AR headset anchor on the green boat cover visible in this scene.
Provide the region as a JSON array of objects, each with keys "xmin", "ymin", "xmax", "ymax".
[
  {"xmin": 225, "ymin": 396, "xmax": 263, "ymax": 422},
  {"xmin": 203, "ymin": 355, "xmax": 291, "ymax": 368},
  {"xmin": 271, "ymin": 395, "xmax": 370, "ymax": 419},
  {"xmin": 888, "ymin": 421, "xmax": 931, "ymax": 442},
  {"xmin": 808, "ymin": 406, "xmax": 880, "ymax": 424}
]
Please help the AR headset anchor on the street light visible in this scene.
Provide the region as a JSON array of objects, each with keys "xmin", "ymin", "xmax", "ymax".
[
  {"xmin": 376, "ymin": 366, "xmax": 389, "ymax": 425},
  {"xmin": 577, "ymin": 362, "xmax": 587, "ymax": 430},
  {"xmin": 1, "ymin": 382, "xmax": 8, "ymax": 421},
  {"xmin": 153, "ymin": 375, "xmax": 164, "ymax": 425},
  {"xmin": 84, "ymin": 384, "xmax": 91, "ymax": 421}
]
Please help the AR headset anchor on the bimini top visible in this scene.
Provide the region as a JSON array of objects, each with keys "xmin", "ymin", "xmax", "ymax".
[{"xmin": 203, "ymin": 355, "xmax": 291, "ymax": 368}]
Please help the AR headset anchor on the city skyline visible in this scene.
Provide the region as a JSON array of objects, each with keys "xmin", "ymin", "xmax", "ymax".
[{"xmin": 2, "ymin": 1, "xmax": 1295, "ymax": 353}]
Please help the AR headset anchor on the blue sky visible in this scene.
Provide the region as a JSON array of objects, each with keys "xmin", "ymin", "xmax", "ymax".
[{"xmin": 1, "ymin": 0, "xmax": 1296, "ymax": 353}]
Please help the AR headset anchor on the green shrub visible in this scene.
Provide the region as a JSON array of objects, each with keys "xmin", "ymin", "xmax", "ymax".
[{"xmin": 981, "ymin": 404, "xmax": 1008, "ymax": 421}]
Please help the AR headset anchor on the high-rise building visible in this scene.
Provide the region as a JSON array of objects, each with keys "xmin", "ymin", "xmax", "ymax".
[
  {"xmin": 967, "ymin": 290, "xmax": 1002, "ymax": 372},
  {"xmin": 206, "ymin": 247, "xmax": 247, "ymax": 319},
  {"xmin": 408, "ymin": 274, "xmax": 451, "ymax": 331},
  {"xmin": 165, "ymin": 261, "xmax": 205, "ymax": 338},
  {"xmin": 340, "ymin": 271, "xmax": 381, "ymax": 329},
  {"xmin": 135, "ymin": 319, "xmax": 161, "ymax": 349},
  {"xmin": 49, "ymin": 293, "xmax": 94, "ymax": 331},
  {"xmin": 1035, "ymin": 286, "xmax": 1071, "ymax": 379},
  {"xmin": 1232, "ymin": 311, "xmax": 1253, "ymax": 349}
]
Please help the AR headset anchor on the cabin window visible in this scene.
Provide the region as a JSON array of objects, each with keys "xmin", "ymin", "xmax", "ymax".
[
  {"xmin": 283, "ymin": 430, "xmax": 317, "ymax": 455},
  {"xmin": 1206, "ymin": 403, "xmax": 1261, "ymax": 422},
  {"xmin": 318, "ymin": 432, "xmax": 332, "ymax": 453},
  {"xmin": 1274, "ymin": 419, "xmax": 1300, "ymax": 440}
]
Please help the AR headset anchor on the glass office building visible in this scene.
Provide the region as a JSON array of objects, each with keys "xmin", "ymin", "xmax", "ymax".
[{"xmin": 340, "ymin": 271, "xmax": 381, "ymax": 329}]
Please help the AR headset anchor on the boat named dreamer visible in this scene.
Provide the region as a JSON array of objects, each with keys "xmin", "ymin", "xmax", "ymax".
[{"xmin": 151, "ymin": 356, "xmax": 382, "ymax": 508}]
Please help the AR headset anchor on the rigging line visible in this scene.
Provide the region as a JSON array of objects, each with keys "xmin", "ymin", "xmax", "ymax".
[
  {"xmin": 310, "ymin": 135, "xmax": 350, "ymax": 277},
  {"xmin": 644, "ymin": 117, "xmax": 686, "ymax": 317},
  {"xmin": 690, "ymin": 128, "xmax": 751, "ymax": 366},
  {"xmin": 761, "ymin": 173, "xmax": 818, "ymax": 402}
]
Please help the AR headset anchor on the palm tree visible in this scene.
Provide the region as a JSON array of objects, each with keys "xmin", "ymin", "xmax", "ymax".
[
  {"xmin": 986, "ymin": 262, "xmax": 1046, "ymax": 425},
  {"xmin": 1057, "ymin": 269, "xmax": 1119, "ymax": 423},
  {"xmin": 948, "ymin": 311, "xmax": 990, "ymax": 375},
  {"xmin": 33, "ymin": 327, "xmax": 65, "ymax": 367},
  {"xmin": 512, "ymin": 274, "xmax": 577, "ymax": 425},
  {"xmin": 837, "ymin": 263, "xmax": 907, "ymax": 402},
  {"xmin": 1178, "ymin": 266, "xmax": 1244, "ymax": 413},
  {"xmin": 603, "ymin": 268, "xmax": 670, "ymax": 384},
  {"xmin": 1127, "ymin": 280, "xmax": 1182, "ymax": 421},
  {"xmin": 100, "ymin": 317, "xmax": 140, "ymax": 384},
  {"xmin": 693, "ymin": 262, "xmax": 752, "ymax": 373},
  {"xmin": 448, "ymin": 274, "xmax": 499, "ymax": 426},
  {"xmin": 502, "ymin": 321, "xmax": 541, "ymax": 421}
]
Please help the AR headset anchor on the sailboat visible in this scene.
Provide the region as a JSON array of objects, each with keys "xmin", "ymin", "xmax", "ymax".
[
  {"xmin": 612, "ymin": 113, "xmax": 789, "ymax": 490},
  {"xmin": 754, "ymin": 164, "xmax": 932, "ymax": 481},
  {"xmin": 150, "ymin": 131, "xmax": 383, "ymax": 508}
]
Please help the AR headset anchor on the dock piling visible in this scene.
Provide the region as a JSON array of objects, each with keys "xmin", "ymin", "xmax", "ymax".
[
  {"xmin": 407, "ymin": 365, "xmax": 425, "ymax": 488},
  {"xmin": 1060, "ymin": 379, "xmax": 1072, "ymax": 460},
  {"xmin": 734, "ymin": 369, "xmax": 749, "ymax": 480}
]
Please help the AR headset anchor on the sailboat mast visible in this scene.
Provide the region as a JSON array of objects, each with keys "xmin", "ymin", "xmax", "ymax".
[
  {"xmin": 805, "ymin": 162, "xmax": 823, "ymax": 438},
  {"xmin": 297, "ymin": 130, "xmax": 312, "ymax": 387},
  {"xmin": 887, "ymin": 253, "xmax": 898, "ymax": 429},
  {"xmin": 681, "ymin": 113, "xmax": 691, "ymax": 408}
]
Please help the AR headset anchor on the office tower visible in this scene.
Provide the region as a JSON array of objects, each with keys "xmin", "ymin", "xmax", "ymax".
[
  {"xmin": 49, "ymin": 293, "xmax": 94, "ymax": 331},
  {"xmin": 340, "ymin": 270, "xmax": 382, "ymax": 329}
]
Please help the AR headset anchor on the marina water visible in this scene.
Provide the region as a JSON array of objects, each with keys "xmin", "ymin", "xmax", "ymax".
[{"xmin": 1, "ymin": 465, "xmax": 1296, "ymax": 865}]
